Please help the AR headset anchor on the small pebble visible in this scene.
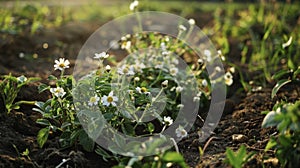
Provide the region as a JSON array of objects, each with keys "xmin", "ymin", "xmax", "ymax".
[{"xmin": 232, "ymin": 134, "xmax": 248, "ymax": 143}]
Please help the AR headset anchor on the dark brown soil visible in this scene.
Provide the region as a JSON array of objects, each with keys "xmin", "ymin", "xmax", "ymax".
[{"xmin": 0, "ymin": 18, "xmax": 299, "ymax": 168}]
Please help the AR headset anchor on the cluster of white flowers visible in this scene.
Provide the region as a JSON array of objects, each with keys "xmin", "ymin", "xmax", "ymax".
[
  {"xmin": 121, "ymin": 35, "xmax": 132, "ymax": 50},
  {"xmin": 87, "ymin": 91, "xmax": 119, "ymax": 107}
]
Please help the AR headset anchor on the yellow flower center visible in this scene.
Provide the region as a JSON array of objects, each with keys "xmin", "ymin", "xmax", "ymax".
[
  {"xmin": 141, "ymin": 87, "xmax": 147, "ymax": 93},
  {"xmin": 59, "ymin": 63, "xmax": 65, "ymax": 68},
  {"xmin": 107, "ymin": 96, "xmax": 113, "ymax": 103},
  {"xmin": 123, "ymin": 68, "xmax": 129, "ymax": 73},
  {"xmin": 90, "ymin": 97, "xmax": 96, "ymax": 103}
]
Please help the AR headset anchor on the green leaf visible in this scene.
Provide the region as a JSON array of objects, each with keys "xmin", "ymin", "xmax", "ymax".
[
  {"xmin": 225, "ymin": 148, "xmax": 241, "ymax": 168},
  {"xmin": 262, "ymin": 111, "xmax": 279, "ymax": 128},
  {"xmin": 278, "ymin": 135, "xmax": 292, "ymax": 147},
  {"xmin": 78, "ymin": 131, "xmax": 95, "ymax": 152},
  {"xmin": 36, "ymin": 118, "xmax": 51, "ymax": 126},
  {"xmin": 293, "ymin": 68, "xmax": 300, "ymax": 79},
  {"xmin": 21, "ymin": 148, "xmax": 30, "ymax": 156},
  {"xmin": 265, "ymin": 138, "xmax": 277, "ymax": 151},
  {"xmin": 272, "ymin": 69, "xmax": 290, "ymax": 80},
  {"xmin": 114, "ymin": 133, "xmax": 126, "ymax": 148},
  {"xmin": 37, "ymin": 127, "xmax": 50, "ymax": 148},
  {"xmin": 271, "ymin": 79, "xmax": 291, "ymax": 98},
  {"xmin": 48, "ymin": 75, "xmax": 57, "ymax": 81},
  {"xmin": 38, "ymin": 84, "xmax": 49, "ymax": 93},
  {"xmin": 147, "ymin": 123, "xmax": 155, "ymax": 133},
  {"xmin": 162, "ymin": 152, "xmax": 185, "ymax": 162}
]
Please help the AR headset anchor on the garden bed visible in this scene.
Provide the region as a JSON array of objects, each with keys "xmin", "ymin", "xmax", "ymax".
[{"xmin": 1, "ymin": 1, "xmax": 300, "ymax": 168}]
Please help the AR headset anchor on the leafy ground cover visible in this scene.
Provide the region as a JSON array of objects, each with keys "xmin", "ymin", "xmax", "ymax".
[{"xmin": 0, "ymin": 0, "xmax": 299, "ymax": 167}]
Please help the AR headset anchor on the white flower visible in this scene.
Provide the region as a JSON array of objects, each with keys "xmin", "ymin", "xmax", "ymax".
[
  {"xmin": 193, "ymin": 96, "xmax": 200, "ymax": 102},
  {"xmin": 102, "ymin": 91, "xmax": 118, "ymax": 107},
  {"xmin": 204, "ymin": 50, "xmax": 212, "ymax": 62},
  {"xmin": 118, "ymin": 65, "xmax": 135, "ymax": 76},
  {"xmin": 105, "ymin": 65, "xmax": 111, "ymax": 71},
  {"xmin": 229, "ymin": 67, "xmax": 235, "ymax": 73},
  {"xmin": 135, "ymin": 87, "xmax": 150, "ymax": 95},
  {"xmin": 134, "ymin": 77, "xmax": 140, "ymax": 82},
  {"xmin": 161, "ymin": 80, "xmax": 168, "ymax": 88},
  {"xmin": 155, "ymin": 61, "xmax": 164, "ymax": 69},
  {"xmin": 198, "ymin": 58, "xmax": 204, "ymax": 65},
  {"xmin": 202, "ymin": 79, "xmax": 208, "ymax": 87},
  {"xmin": 163, "ymin": 116, "xmax": 173, "ymax": 126},
  {"xmin": 94, "ymin": 52, "xmax": 109, "ymax": 60},
  {"xmin": 188, "ymin": 19, "xmax": 195, "ymax": 25},
  {"xmin": 176, "ymin": 86, "xmax": 183, "ymax": 93},
  {"xmin": 166, "ymin": 162, "xmax": 173, "ymax": 168},
  {"xmin": 17, "ymin": 76, "xmax": 27, "ymax": 83},
  {"xmin": 19, "ymin": 52, "xmax": 25, "ymax": 58},
  {"xmin": 224, "ymin": 72, "xmax": 233, "ymax": 86},
  {"xmin": 170, "ymin": 67, "xmax": 178, "ymax": 76},
  {"xmin": 54, "ymin": 58, "xmax": 70, "ymax": 71},
  {"xmin": 179, "ymin": 25, "xmax": 187, "ymax": 32},
  {"xmin": 175, "ymin": 126, "xmax": 188, "ymax": 139},
  {"xmin": 50, "ymin": 87, "xmax": 66, "ymax": 98},
  {"xmin": 282, "ymin": 36, "xmax": 293, "ymax": 49},
  {"xmin": 129, "ymin": 0, "xmax": 139, "ymax": 11},
  {"xmin": 88, "ymin": 95, "xmax": 100, "ymax": 106},
  {"xmin": 160, "ymin": 42, "xmax": 167, "ymax": 50},
  {"xmin": 217, "ymin": 50, "xmax": 225, "ymax": 61},
  {"xmin": 134, "ymin": 63, "xmax": 146, "ymax": 73},
  {"xmin": 121, "ymin": 41, "xmax": 131, "ymax": 50},
  {"xmin": 172, "ymin": 58, "xmax": 179, "ymax": 65}
]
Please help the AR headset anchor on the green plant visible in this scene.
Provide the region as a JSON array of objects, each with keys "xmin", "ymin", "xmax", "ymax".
[
  {"xmin": 0, "ymin": 73, "xmax": 39, "ymax": 114},
  {"xmin": 271, "ymin": 66, "xmax": 300, "ymax": 98},
  {"xmin": 33, "ymin": 59, "xmax": 94, "ymax": 151},
  {"xmin": 225, "ymin": 145, "xmax": 255, "ymax": 168},
  {"xmin": 262, "ymin": 101, "xmax": 300, "ymax": 167}
]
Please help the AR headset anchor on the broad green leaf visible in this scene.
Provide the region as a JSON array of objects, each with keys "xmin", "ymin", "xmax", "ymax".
[
  {"xmin": 37, "ymin": 127, "xmax": 50, "ymax": 148},
  {"xmin": 271, "ymin": 79, "xmax": 291, "ymax": 98},
  {"xmin": 262, "ymin": 111, "xmax": 279, "ymax": 128}
]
